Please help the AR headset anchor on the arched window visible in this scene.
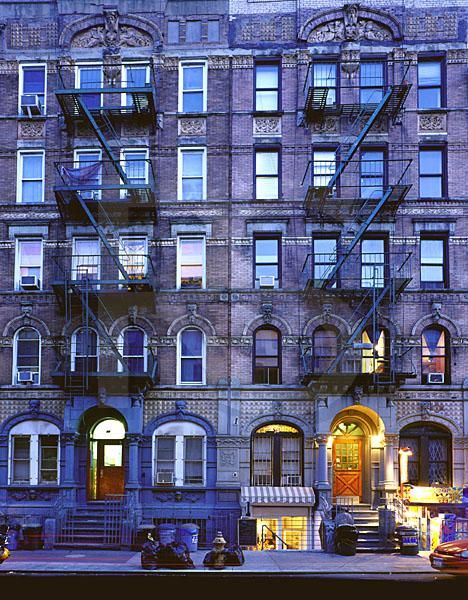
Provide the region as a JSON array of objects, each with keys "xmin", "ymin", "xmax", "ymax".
[
  {"xmin": 361, "ymin": 328, "xmax": 389, "ymax": 374},
  {"xmin": 400, "ymin": 423, "xmax": 452, "ymax": 486},
  {"xmin": 421, "ymin": 326, "xmax": 449, "ymax": 384},
  {"xmin": 9, "ymin": 420, "xmax": 60, "ymax": 485},
  {"xmin": 13, "ymin": 327, "xmax": 41, "ymax": 385},
  {"xmin": 71, "ymin": 328, "xmax": 99, "ymax": 373},
  {"xmin": 253, "ymin": 327, "xmax": 280, "ymax": 384},
  {"xmin": 178, "ymin": 328, "xmax": 205, "ymax": 384},
  {"xmin": 153, "ymin": 422, "xmax": 206, "ymax": 486},
  {"xmin": 313, "ymin": 326, "xmax": 338, "ymax": 372},
  {"xmin": 118, "ymin": 327, "xmax": 146, "ymax": 374},
  {"xmin": 251, "ymin": 423, "xmax": 302, "ymax": 486}
]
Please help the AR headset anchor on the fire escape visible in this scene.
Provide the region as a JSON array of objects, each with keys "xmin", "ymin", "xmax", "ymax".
[
  {"xmin": 51, "ymin": 62, "xmax": 158, "ymax": 394},
  {"xmin": 300, "ymin": 59, "xmax": 416, "ymax": 391}
]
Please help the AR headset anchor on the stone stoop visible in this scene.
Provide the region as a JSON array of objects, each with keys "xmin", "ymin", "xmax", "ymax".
[{"xmin": 54, "ymin": 503, "xmax": 119, "ymax": 550}]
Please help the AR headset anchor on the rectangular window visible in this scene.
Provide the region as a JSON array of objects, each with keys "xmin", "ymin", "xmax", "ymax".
[
  {"xmin": 12, "ymin": 436, "xmax": 30, "ymax": 483},
  {"xmin": 421, "ymin": 237, "xmax": 447, "ymax": 288},
  {"xmin": 419, "ymin": 148, "xmax": 444, "ymax": 198},
  {"xmin": 360, "ymin": 61, "xmax": 384, "ymax": 104},
  {"xmin": 178, "ymin": 148, "xmax": 206, "ymax": 201},
  {"xmin": 39, "ymin": 435, "xmax": 58, "ymax": 484},
  {"xmin": 313, "ymin": 63, "xmax": 337, "ymax": 105},
  {"xmin": 15, "ymin": 238, "xmax": 43, "ymax": 291},
  {"xmin": 360, "ymin": 150, "xmax": 384, "ymax": 199},
  {"xmin": 281, "ymin": 436, "xmax": 302, "ymax": 486},
  {"xmin": 119, "ymin": 236, "xmax": 147, "ymax": 279},
  {"xmin": 255, "ymin": 149, "xmax": 279, "ymax": 200},
  {"xmin": 361, "ymin": 238, "xmax": 386, "ymax": 288},
  {"xmin": 184, "ymin": 436, "xmax": 203, "ymax": 484},
  {"xmin": 74, "ymin": 149, "xmax": 102, "ymax": 200},
  {"xmin": 17, "ymin": 151, "xmax": 45, "ymax": 204},
  {"xmin": 313, "ymin": 150, "xmax": 336, "ymax": 189},
  {"xmin": 156, "ymin": 436, "xmax": 176, "ymax": 479},
  {"xmin": 122, "ymin": 64, "xmax": 149, "ymax": 107},
  {"xmin": 19, "ymin": 64, "xmax": 46, "ymax": 115},
  {"xmin": 207, "ymin": 20, "xmax": 220, "ymax": 42},
  {"xmin": 255, "ymin": 62, "xmax": 279, "ymax": 112},
  {"xmin": 177, "ymin": 236, "xmax": 205, "ymax": 289},
  {"xmin": 313, "ymin": 238, "xmax": 337, "ymax": 286},
  {"xmin": 179, "ymin": 61, "xmax": 207, "ymax": 113},
  {"xmin": 76, "ymin": 65, "xmax": 102, "ymax": 109},
  {"xmin": 167, "ymin": 21, "xmax": 179, "ymax": 43},
  {"xmin": 186, "ymin": 20, "xmax": 201, "ymax": 43},
  {"xmin": 121, "ymin": 148, "xmax": 149, "ymax": 198},
  {"xmin": 254, "ymin": 236, "xmax": 280, "ymax": 289},
  {"xmin": 72, "ymin": 238, "xmax": 100, "ymax": 281},
  {"xmin": 252, "ymin": 436, "xmax": 273, "ymax": 485},
  {"xmin": 418, "ymin": 59, "xmax": 442, "ymax": 109}
]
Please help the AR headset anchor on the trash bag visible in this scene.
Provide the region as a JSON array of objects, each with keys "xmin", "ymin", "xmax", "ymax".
[
  {"xmin": 141, "ymin": 536, "xmax": 160, "ymax": 570},
  {"xmin": 155, "ymin": 541, "xmax": 195, "ymax": 569},
  {"xmin": 224, "ymin": 544, "xmax": 245, "ymax": 566},
  {"xmin": 335, "ymin": 523, "xmax": 358, "ymax": 556}
]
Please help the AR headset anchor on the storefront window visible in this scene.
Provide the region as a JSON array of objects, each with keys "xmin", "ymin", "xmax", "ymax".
[{"xmin": 400, "ymin": 423, "xmax": 451, "ymax": 486}]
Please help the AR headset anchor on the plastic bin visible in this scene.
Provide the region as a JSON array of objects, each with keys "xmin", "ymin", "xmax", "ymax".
[
  {"xmin": 158, "ymin": 523, "xmax": 176, "ymax": 545},
  {"xmin": 335, "ymin": 523, "xmax": 358, "ymax": 556},
  {"xmin": 178, "ymin": 523, "xmax": 199, "ymax": 552},
  {"xmin": 22, "ymin": 524, "xmax": 43, "ymax": 550},
  {"xmin": 396, "ymin": 525, "xmax": 419, "ymax": 556}
]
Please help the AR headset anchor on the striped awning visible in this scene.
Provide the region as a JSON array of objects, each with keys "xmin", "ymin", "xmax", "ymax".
[{"xmin": 241, "ymin": 486, "xmax": 315, "ymax": 505}]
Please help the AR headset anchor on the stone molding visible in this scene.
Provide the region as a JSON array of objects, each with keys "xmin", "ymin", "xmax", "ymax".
[
  {"xmin": 178, "ymin": 117, "xmax": 206, "ymax": 136},
  {"xmin": 253, "ymin": 116, "xmax": 281, "ymax": 137},
  {"xmin": 418, "ymin": 113, "xmax": 446, "ymax": 133}
]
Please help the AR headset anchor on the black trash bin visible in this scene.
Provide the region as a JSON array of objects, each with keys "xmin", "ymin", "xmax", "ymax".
[
  {"xmin": 22, "ymin": 523, "xmax": 43, "ymax": 550},
  {"xmin": 396, "ymin": 525, "xmax": 419, "ymax": 556},
  {"xmin": 334, "ymin": 523, "xmax": 359, "ymax": 556}
]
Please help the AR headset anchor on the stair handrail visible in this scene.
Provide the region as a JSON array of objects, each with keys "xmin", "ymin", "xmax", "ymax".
[{"xmin": 261, "ymin": 524, "xmax": 289, "ymax": 550}]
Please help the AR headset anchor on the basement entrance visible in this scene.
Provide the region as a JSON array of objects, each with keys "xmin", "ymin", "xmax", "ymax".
[{"xmin": 88, "ymin": 418, "xmax": 125, "ymax": 500}]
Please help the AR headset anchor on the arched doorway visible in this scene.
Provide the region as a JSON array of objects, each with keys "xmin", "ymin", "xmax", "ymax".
[{"xmin": 88, "ymin": 418, "xmax": 125, "ymax": 500}]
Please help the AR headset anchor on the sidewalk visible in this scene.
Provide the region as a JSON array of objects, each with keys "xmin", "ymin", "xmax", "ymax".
[{"xmin": 0, "ymin": 548, "xmax": 436, "ymax": 574}]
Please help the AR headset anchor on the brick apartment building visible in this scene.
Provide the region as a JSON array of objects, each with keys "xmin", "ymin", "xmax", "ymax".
[{"xmin": 0, "ymin": 0, "xmax": 467, "ymax": 551}]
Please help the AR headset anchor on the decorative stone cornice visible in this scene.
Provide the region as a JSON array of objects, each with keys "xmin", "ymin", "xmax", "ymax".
[
  {"xmin": 232, "ymin": 56, "xmax": 253, "ymax": 69},
  {"xmin": 208, "ymin": 56, "xmax": 230, "ymax": 70}
]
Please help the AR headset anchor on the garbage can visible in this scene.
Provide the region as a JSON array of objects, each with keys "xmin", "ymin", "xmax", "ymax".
[
  {"xmin": 158, "ymin": 523, "xmax": 176, "ymax": 545},
  {"xmin": 178, "ymin": 523, "xmax": 199, "ymax": 552},
  {"xmin": 135, "ymin": 523, "xmax": 156, "ymax": 550},
  {"xmin": 6, "ymin": 523, "xmax": 21, "ymax": 551},
  {"xmin": 396, "ymin": 525, "xmax": 419, "ymax": 556},
  {"xmin": 22, "ymin": 523, "xmax": 43, "ymax": 550},
  {"xmin": 335, "ymin": 523, "xmax": 358, "ymax": 556}
]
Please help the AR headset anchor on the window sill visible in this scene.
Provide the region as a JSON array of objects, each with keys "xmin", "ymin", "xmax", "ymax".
[
  {"xmin": 253, "ymin": 110, "xmax": 284, "ymax": 117},
  {"xmin": 177, "ymin": 112, "xmax": 207, "ymax": 118}
]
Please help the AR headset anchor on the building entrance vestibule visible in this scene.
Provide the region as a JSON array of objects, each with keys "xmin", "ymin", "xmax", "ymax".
[{"xmin": 88, "ymin": 418, "xmax": 125, "ymax": 500}]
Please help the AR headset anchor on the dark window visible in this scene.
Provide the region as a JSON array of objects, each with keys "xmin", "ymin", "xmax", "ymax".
[
  {"xmin": 420, "ymin": 237, "xmax": 447, "ymax": 288},
  {"xmin": 12, "ymin": 435, "xmax": 30, "ymax": 483},
  {"xmin": 15, "ymin": 327, "xmax": 40, "ymax": 384},
  {"xmin": 313, "ymin": 326, "xmax": 338, "ymax": 372},
  {"xmin": 186, "ymin": 21, "xmax": 201, "ymax": 43},
  {"xmin": 418, "ymin": 59, "xmax": 442, "ymax": 109},
  {"xmin": 21, "ymin": 65, "xmax": 46, "ymax": 112},
  {"xmin": 419, "ymin": 148, "xmax": 444, "ymax": 198},
  {"xmin": 180, "ymin": 328, "xmax": 203, "ymax": 384},
  {"xmin": 207, "ymin": 21, "xmax": 220, "ymax": 42},
  {"xmin": 360, "ymin": 61, "xmax": 384, "ymax": 104},
  {"xmin": 254, "ymin": 327, "xmax": 280, "ymax": 384},
  {"xmin": 254, "ymin": 236, "xmax": 280, "ymax": 288},
  {"xmin": 251, "ymin": 424, "xmax": 302, "ymax": 486},
  {"xmin": 400, "ymin": 424, "xmax": 451, "ymax": 486},
  {"xmin": 184, "ymin": 436, "xmax": 203, "ymax": 484},
  {"xmin": 360, "ymin": 150, "xmax": 385, "ymax": 200},
  {"xmin": 73, "ymin": 328, "xmax": 98, "ymax": 373},
  {"xmin": 361, "ymin": 237, "xmax": 386, "ymax": 288},
  {"xmin": 122, "ymin": 328, "xmax": 145, "ymax": 374},
  {"xmin": 39, "ymin": 435, "xmax": 58, "ymax": 483},
  {"xmin": 313, "ymin": 63, "xmax": 337, "ymax": 105},
  {"xmin": 255, "ymin": 149, "xmax": 279, "ymax": 200},
  {"xmin": 156, "ymin": 436, "xmax": 175, "ymax": 475},
  {"xmin": 255, "ymin": 62, "xmax": 279, "ymax": 112},
  {"xmin": 167, "ymin": 21, "xmax": 179, "ymax": 43},
  {"xmin": 421, "ymin": 326, "xmax": 449, "ymax": 384}
]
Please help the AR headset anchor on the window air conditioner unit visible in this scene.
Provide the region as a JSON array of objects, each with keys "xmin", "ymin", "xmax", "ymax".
[
  {"xmin": 259, "ymin": 275, "xmax": 275, "ymax": 288},
  {"xmin": 20, "ymin": 275, "xmax": 40, "ymax": 290},
  {"xmin": 156, "ymin": 471, "xmax": 174, "ymax": 485},
  {"xmin": 428, "ymin": 372, "xmax": 444, "ymax": 384},
  {"xmin": 20, "ymin": 94, "xmax": 42, "ymax": 117},
  {"xmin": 17, "ymin": 371, "xmax": 34, "ymax": 384}
]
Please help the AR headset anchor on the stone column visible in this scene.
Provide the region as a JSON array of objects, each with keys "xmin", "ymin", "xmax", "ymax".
[
  {"xmin": 62, "ymin": 432, "xmax": 80, "ymax": 507},
  {"xmin": 383, "ymin": 433, "xmax": 398, "ymax": 494},
  {"xmin": 315, "ymin": 434, "xmax": 331, "ymax": 490},
  {"xmin": 126, "ymin": 434, "xmax": 142, "ymax": 488}
]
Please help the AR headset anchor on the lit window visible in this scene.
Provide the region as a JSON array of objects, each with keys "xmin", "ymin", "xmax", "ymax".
[
  {"xmin": 179, "ymin": 328, "xmax": 205, "ymax": 384},
  {"xmin": 17, "ymin": 151, "xmax": 45, "ymax": 204},
  {"xmin": 420, "ymin": 237, "xmax": 447, "ymax": 288},
  {"xmin": 254, "ymin": 327, "xmax": 280, "ymax": 384},
  {"xmin": 179, "ymin": 61, "xmax": 207, "ymax": 113},
  {"xmin": 313, "ymin": 63, "xmax": 337, "ymax": 105},
  {"xmin": 119, "ymin": 236, "xmax": 147, "ymax": 279},
  {"xmin": 421, "ymin": 326, "xmax": 449, "ymax": 384},
  {"xmin": 14, "ymin": 327, "xmax": 40, "ymax": 385},
  {"xmin": 9, "ymin": 421, "xmax": 59, "ymax": 485},
  {"xmin": 400, "ymin": 424, "xmax": 451, "ymax": 486},
  {"xmin": 418, "ymin": 60, "xmax": 442, "ymax": 109},
  {"xmin": 19, "ymin": 64, "xmax": 46, "ymax": 115},
  {"xmin": 252, "ymin": 424, "xmax": 302, "ymax": 486},
  {"xmin": 255, "ymin": 62, "xmax": 279, "ymax": 111},
  {"xmin": 15, "ymin": 238, "xmax": 42, "ymax": 290},
  {"xmin": 178, "ymin": 148, "xmax": 206, "ymax": 201},
  {"xmin": 255, "ymin": 149, "xmax": 279, "ymax": 200},
  {"xmin": 177, "ymin": 237, "xmax": 205, "ymax": 289},
  {"xmin": 361, "ymin": 329, "xmax": 387, "ymax": 374}
]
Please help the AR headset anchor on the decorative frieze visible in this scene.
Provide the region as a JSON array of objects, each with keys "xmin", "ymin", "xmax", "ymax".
[
  {"xmin": 406, "ymin": 14, "xmax": 458, "ymax": 41},
  {"xmin": 178, "ymin": 118, "xmax": 206, "ymax": 136},
  {"xmin": 418, "ymin": 113, "xmax": 446, "ymax": 133},
  {"xmin": 312, "ymin": 117, "xmax": 339, "ymax": 134},
  {"xmin": 253, "ymin": 116, "xmax": 281, "ymax": 137},
  {"xmin": 232, "ymin": 56, "xmax": 253, "ymax": 69},
  {"xmin": 208, "ymin": 56, "xmax": 230, "ymax": 70},
  {"xmin": 18, "ymin": 121, "xmax": 45, "ymax": 139}
]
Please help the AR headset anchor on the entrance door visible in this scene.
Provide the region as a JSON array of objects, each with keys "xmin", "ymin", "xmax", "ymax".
[
  {"xmin": 333, "ymin": 438, "xmax": 362, "ymax": 498},
  {"xmin": 96, "ymin": 440, "xmax": 124, "ymax": 500}
]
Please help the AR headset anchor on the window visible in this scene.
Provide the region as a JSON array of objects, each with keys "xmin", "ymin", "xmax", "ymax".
[
  {"xmin": 122, "ymin": 64, "xmax": 149, "ymax": 107},
  {"xmin": 418, "ymin": 59, "xmax": 442, "ymax": 109},
  {"xmin": 74, "ymin": 149, "xmax": 102, "ymax": 200},
  {"xmin": 255, "ymin": 149, "xmax": 279, "ymax": 200},
  {"xmin": 313, "ymin": 326, "xmax": 338, "ymax": 372},
  {"xmin": 121, "ymin": 148, "xmax": 148, "ymax": 198},
  {"xmin": 361, "ymin": 238, "xmax": 386, "ymax": 288},
  {"xmin": 179, "ymin": 328, "xmax": 205, "ymax": 384},
  {"xmin": 400, "ymin": 423, "xmax": 451, "ymax": 486},
  {"xmin": 421, "ymin": 326, "xmax": 449, "ymax": 384},
  {"xmin": 360, "ymin": 61, "xmax": 384, "ymax": 104},
  {"xmin": 419, "ymin": 148, "xmax": 444, "ymax": 198},
  {"xmin": 420, "ymin": 237, "xmax": 447, "ymax": 288},
  {"xmin": 17, "ymin": 151, "xmax": 44, "ymax": 204},
  {"xmin": 167, "ymin": 21, "xmax": 179, "ymax": 43},
  {"xmin": 15, "ymin": 238, "xmax": 42, "ymax": 290},
  {"xmin": 119, "ymin": 327, "xmax": 147, "ymax": 374},
  {"xmin": 19, "ymin": 64, "xmax": 46, "ymax": 115},
  {"xmin": 254, "ymin": 236, "xmax": 280, "ymax": 288},
  {"xmin": 361, "ymin": 328, "xmax": 388, "ymax": 374},
  {"xmin": 207, "ymin": 21, "xmax": 220, "ymax": 43},
  {"xmin": 13, "ymin": 327, "xmax": 40, "ymax": 385},
  {"xmin": 252, "ymin": 424, "xmax": 302, "ymax": 486},
  {"xmin": 360, "ymin": 150, "xmax": 384, "ymax": 199},
  {"xmin": 255, "ymin": 62, "xmax": 279, "ymax": 112},
  {"xmin": 179, "ymin": 61, "xmax": 207, "ymax": 113},
  {"xmin": 119, "ymin": 236, "xmax": 147, "ymax": 279},
  {"xmin": 313, "ymin": 237, "xmax": 337, "ymax": 285},
  {"xmin": 72, "ymin": 238, "xmax": 100, "ymax": 282},
  {"xmin": 178, "ymin": 148, "xmax": 206, "ymax": 201},
  {"xmin": 177, "ymin": 236, "xmax": 205, "ymax": 289},
  {"xmin": 186, "ymin": 20, "xmax": 201, "ymax": 43},
  {"xmin": 153, "ymin": 422, "xmax": 206, "ymax": 486},
  {"xmin": 254, "ymin": 327, "xmax": 280, "ymax": 384},
  {"xmin": 9, "ymin": 421, "xmax": 59, "ymax": 485},
  {"xmin": 313, "ymin": 63, "xmax": 337, "ymax": 105},
  {"xmin": 71, "ymin": 328, "xmax": 99, "ymax": 373},
  {"xmin": 76, "ymin": 65, "xmax": 102, "ymax": 109},
  {"xmin": 313, "ymin": 149, "xmax": 336, "ymax": 190}
]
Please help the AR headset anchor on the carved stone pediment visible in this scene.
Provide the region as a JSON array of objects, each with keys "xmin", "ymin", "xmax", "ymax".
[{"xmin": 72, "ymin": 25, "xmax": 151, "ymax": 49}]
